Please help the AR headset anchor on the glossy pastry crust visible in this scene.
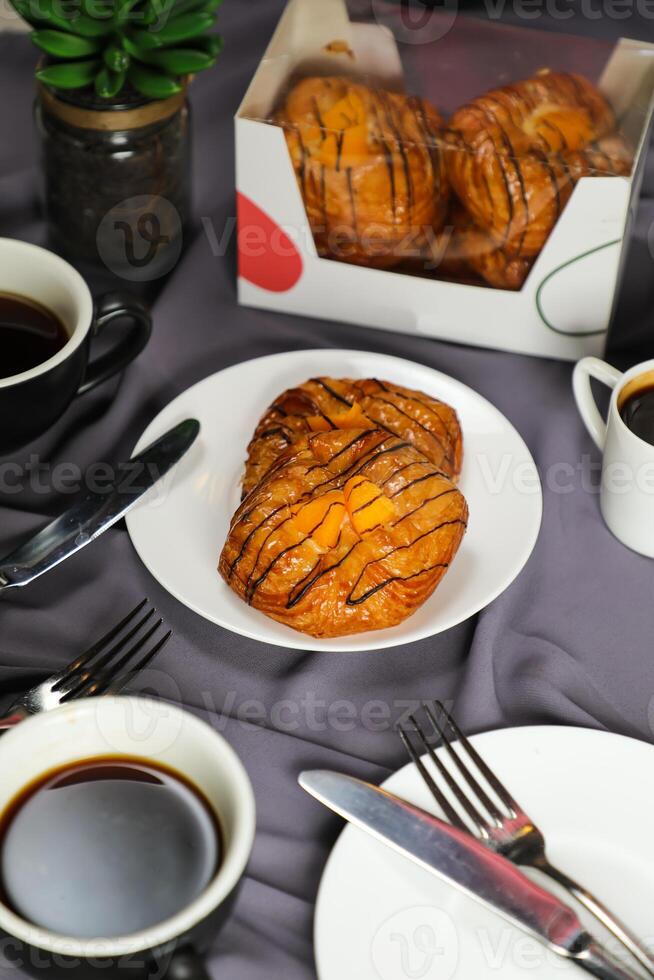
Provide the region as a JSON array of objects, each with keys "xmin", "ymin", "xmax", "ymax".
[
  {"xmin": 439, "ymin": 206, "xmax": 534, "ymax": 290},
  {"xmin": 220, "ymin": 429, "xmax": 468, "ymax": 638},
  {"xmin": 276, "ymin": 76, "xmax": 449, "ymax": 268},
  {"xmin": 242, "ymin": 376, "xmax": 463, "ymax": 499},
  {"xmin": 446, "ymin": 71, "xmax": 633, "ymax": 260}
]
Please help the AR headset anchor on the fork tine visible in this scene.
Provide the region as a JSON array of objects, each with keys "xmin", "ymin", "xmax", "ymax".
[
  {"xmin": 55, "ymin": 608, "xmax": 156, "ymax": 696},
  {"xmin": 397, "ymin": 725, "xmax": 463, "ymax": 829},
  {"xmin": 424, "ymin": 703, "xmax": 504, "ymax": 824},
  {"xmin": 90, "ymin": 630, "xmax": 172, "ymax": 697},
  {"xmin": 62, "ymin": 619, "xmax": 164, "ymax": 702},
  {"xmin": 434, "ymin": 700, "xmax": 520, "ymax": 817},
  {"xmin": 51, "ymin": 599, "xmax": 149, "ymax": 692},
  {"xmin": 408, "ymin": 714, "xmax": 490, "ymax": 838},
  {"xmin": 101, "ymin": 630, "xmax": 172, "ymax": 696}
]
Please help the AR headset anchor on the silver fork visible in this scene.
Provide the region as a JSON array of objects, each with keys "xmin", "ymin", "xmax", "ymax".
[
  {"xmin": 0, "ymin": 598, "xmax": 172, "ymax": 729},
  {"xmin": 399, "ymin": 701, "xmax": 654, "ymax": 979}
]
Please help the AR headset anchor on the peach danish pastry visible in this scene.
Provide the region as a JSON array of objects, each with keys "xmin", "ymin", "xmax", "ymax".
[
  {"xmin": 219, "ymin": 429, "xmax": 468, "ymax": 637},
  {"xmin": 440, "ymin": 206, "xmax": 534, "ymax": 291},
  {"xmin": 275, "ymin": 76, "xmax": 449, "ymax": 268},
  {"xmin": 446, "ymin": 70, "xmax": 633, "ymax": 260},
  {"xmin": 241, "ymin": 377, "xmax": 463, "ymax": 499}
]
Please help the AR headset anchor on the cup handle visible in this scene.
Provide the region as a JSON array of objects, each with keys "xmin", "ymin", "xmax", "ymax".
[
  {"xmin": 77, "ymin": 291, "xmax": 152, "ymax": 396},
  {"xmin": 572, "ymin": 356, "xmax": 623, "ymax": 450},
  {"xmin": 166, "ymin": 947, "xmax": 211, "ymax": 980}
]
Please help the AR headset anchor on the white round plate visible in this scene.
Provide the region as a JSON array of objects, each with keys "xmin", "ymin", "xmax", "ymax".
[
  {"xmin": 315, "ymin": 726, "xmax": 654, "ymax": 980},
  {"xmin": 126, "ymin": 349, "xmax": 542, "ymax": 652}
]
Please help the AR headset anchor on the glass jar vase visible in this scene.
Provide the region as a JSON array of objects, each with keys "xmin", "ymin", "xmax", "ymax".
[{"xmin": 35, "ymin": 83, "xmax": 191, "ymax": 283}]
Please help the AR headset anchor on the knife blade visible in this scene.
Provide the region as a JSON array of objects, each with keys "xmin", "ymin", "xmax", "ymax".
[
  {"xmin": 299, "ymin": 770, "xmax": 640, "ymax": 980},
  {"xmin": 0, "ymin": 418, "xmax": 200, "ymax": 592}
]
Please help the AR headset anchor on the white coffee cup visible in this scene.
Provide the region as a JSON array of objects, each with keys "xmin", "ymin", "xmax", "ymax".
[
  {"xmin": 573, "ymin": 356, "xmax": 654, "ymax": 557},
  {"xmin": 0, "ymin": 696, "xmax": 255, "ymax": 979}
]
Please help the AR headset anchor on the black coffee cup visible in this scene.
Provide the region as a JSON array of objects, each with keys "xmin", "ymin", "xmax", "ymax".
[
  {"xmin": 0, "ymin": 239, "xmax": 152, "ymax": 454},
  {"xmin": 0, "ymin": 697, "xmax": 256, "ymax": 979}
]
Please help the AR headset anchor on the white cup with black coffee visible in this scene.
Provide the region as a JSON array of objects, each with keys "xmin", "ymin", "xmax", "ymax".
[{"xmin": 574, "ymin": 355, "xmax": 654, "ymax": 558}]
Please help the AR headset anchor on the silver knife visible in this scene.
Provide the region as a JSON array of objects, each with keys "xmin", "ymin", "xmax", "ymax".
[
  {"xmin": 299, "ymin": 770, "xmax": 640, "ymax": 980},
  {"xmin": 0, "ymin": 418, "xmax": 200, "ymax": 593}
]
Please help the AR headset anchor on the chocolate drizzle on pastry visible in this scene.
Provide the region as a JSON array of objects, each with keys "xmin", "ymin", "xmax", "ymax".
[
  {"xmin": 241, "ymin": 376, "xmax": 463, "ymax": 499},
  {"xmin": 273, "ymin": 69, "xmax": 631, "ymax": 291},
  {"xmin": 276, "ymin": 76, "xmax": 449, "ymax": 268},
  {"xmin": 219, "ymin": 428, "xmax": 468, "ymax": 637},
  {"xmin": 446, "ymin": 70, "xmax": 633, "ymax": 275}
]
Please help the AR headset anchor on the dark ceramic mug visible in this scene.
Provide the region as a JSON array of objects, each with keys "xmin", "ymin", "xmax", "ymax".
[
  {"xmin": 0, "ymin": 697, "xmax": 256, "ymax": 979},
  {"xmin": 0, "ymin": 239, "xmax": 152, "ymax": 454}
]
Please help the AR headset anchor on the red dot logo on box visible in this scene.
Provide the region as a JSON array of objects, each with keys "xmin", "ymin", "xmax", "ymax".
[{"xmin": 237, "ymin": 193, "xmax": 303, "ymax": 292}]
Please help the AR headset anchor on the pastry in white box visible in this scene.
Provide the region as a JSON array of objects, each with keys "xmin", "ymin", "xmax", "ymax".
[
  {"xmin": 235, "ymin": 0, "xmax": 654, "ymax": 360},
  {"xmin": 275, "ymin": 75, "xmax": 449, "ymax": 269}
]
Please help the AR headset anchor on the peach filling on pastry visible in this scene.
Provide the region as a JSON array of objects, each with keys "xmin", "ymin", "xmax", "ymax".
[
  {"xmin": 344, "ymin": 476, "xmax": 396, "ymax": 535},
  {"xmin": 306, "ymin": 403, "xmax": 373, "ymax": 432},
  {"xmin": 292, "ymin": 491, "xmax": 347, "ymax": 549},
  {"xmin": 315, "ymin": 93, "xmax": 368, "ymax": 168},
  {"xmin": 523, "ymin": 103, "xmax": 595, "ymax": 150},
  {"xmin": 291, "ymin": 476, "xmax": 397, "ymax": 547}
]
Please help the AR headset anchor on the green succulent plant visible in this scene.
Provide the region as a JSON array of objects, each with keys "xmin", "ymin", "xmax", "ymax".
[{"xmin": 11, "ymin": 0, "xmax": 223, "ymax": 100}]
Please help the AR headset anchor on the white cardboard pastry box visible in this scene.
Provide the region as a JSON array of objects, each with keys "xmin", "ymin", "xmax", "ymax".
[{"xmin": 235, "ymin": 0, "xmax": 654, "ymax": 361}]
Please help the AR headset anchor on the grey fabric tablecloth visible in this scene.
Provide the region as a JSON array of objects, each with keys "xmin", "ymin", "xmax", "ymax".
[{"xmin": 2, "ymin": 2, "xmax": 654, "ymax": 977}]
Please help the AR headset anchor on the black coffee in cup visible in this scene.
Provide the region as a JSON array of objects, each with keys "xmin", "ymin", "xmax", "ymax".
[
  {"xmin": 619, "ymin": 383, "xmax": 654, "ymax": 446},
  {"xmin": 0, "ymin": 239, "xmax": 152, "ymax": 454},
  {"xmin": 0, "ymin": 292, "xmax": 69, "ymax": 379},
  {"xmin": 0, "ymin": 757, "xmax": 223, "ymax": 939}
]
